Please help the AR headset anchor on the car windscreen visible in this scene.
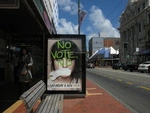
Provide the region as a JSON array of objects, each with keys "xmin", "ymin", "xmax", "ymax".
[{"xmin": 143, "ymin": 62, "xmax": 150, "ymax": 64}]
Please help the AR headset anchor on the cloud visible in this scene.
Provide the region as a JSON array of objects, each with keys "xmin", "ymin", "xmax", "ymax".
[
  {"xmin": 88, "ymin": 6, "xmax": 120, "ymax": 37},
  {"xmin": 58, "ymin": 18, "xmax": 78, "ymax": 34},
  {"xmin": 57, "ymin": 3, "xmax": 120, "ymax": 50},
  {"xmin": 58, "ymin": 0, "xmax": 78, "ymax": 15}
]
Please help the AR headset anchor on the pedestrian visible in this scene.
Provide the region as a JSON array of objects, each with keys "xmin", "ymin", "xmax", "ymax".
[{"xmin": 17, "ymin": 47, "xmax": 33, "ymax": 95}]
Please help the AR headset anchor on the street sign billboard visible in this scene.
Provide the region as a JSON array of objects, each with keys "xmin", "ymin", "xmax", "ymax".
[{"xmin": 44, "ymin": 34, "xmax": 86, "ymax": 95}]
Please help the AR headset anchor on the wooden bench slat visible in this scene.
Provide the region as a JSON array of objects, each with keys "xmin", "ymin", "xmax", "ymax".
[
  {"xmin": 20, "ymin": 80, "xmax": 43, "ymax": 99},
  {"xmin": 43, "ymin": 95, "xmax": 54, "ymax": 113},
  {"xmin": 46, "ymin": 95, "xmax": 56, "ymax": 112},
  {"xmin": 34, "ymin": 95, "xmax": 49, "ymax": 113},
  {"xmin": 35, "ymin": 94, "xmax": 64, "ymax": 113},
  {"xmin": 20, "ymin": 82, "xmax": 46, "ymax": 109},
  {"xmin": 48, "ymin": 95, "xmax": 58, "ymax": 112},
  {"xmin": 56, "ymin": 94, "xmax": 64, "ymax": 113},
  {"xmin": 27, "ymin": 83, "xmax": 45, "ymax": 104},
  {"xmin": 35, "ymin": 95, "xmax": 54, "ymax": 113},
  {"xmin": 59, "ymin": 94, "xmax": 64, "ymax": 113},
  {"xmin": 26, "ymin": 87, "xmax": 46, "ymax": 113},
  {"xmin": 20, "ymin": 80, "xmax": 64, "ymax": 113},
  {"xmin": 55, "ymin": 94, "xmax": 63, "ymax": 113},
  {"xmin": 46, "ymin": 94, "xmax": 64, "ymax": 113},
  {"xmin": 27, "ymin": 87, "xmax": 46, "ymax": 108}
]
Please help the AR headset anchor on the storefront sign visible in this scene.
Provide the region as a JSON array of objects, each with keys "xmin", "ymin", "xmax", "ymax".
[
  {"xmin": 45, "ymin": 34, "xmax": 86, "ymax": 95},
  {"xmin": 0, "ymin": 0, "xmax": 19, "ymax": 9},
  {"xmin": 12, "ymin": 35, "xmax": 43, "ymax": 44}
]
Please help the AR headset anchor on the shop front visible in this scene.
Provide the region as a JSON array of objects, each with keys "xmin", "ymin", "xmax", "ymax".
[{"xmin": 0, "ymin": 0, "xmax": 52, "ymax": 82}]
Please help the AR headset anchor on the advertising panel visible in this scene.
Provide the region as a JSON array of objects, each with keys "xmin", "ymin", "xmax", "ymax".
[{"xmin": 45, "ymin": 35, "xmax": 86, "ymax": 95}]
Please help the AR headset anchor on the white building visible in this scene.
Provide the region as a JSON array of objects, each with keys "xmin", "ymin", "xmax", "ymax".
[
  {"xmin": 42, "ymin": 0, "xmax": 59, "ymax": 33},
  {"xmin": 51, "ymin": 0, "xmax": 59, "ymax": 33},
  {"xmin": 119, "ymin": 0, "xmax": 150, "ymax": 63},
  {"xmin": 89, "ymin": 37, "xmax": 104, "ymax": 57}
]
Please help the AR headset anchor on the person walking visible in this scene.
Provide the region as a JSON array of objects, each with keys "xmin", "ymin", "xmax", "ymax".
[{"xmin": 17, "ymin": 47, "xmax": 33, "ymax": 95}]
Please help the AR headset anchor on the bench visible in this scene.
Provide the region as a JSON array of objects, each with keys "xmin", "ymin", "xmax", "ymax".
[{"xmin": 19, "ymin": 80, "xmax": 64, "ymax": 113}]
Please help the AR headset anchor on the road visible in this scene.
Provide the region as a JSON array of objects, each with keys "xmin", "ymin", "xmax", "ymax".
[{"xmin": 86, "ymin": 68, "xmax": 150, "ymax": 113}]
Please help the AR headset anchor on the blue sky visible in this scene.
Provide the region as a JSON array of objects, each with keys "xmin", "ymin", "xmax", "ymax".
[{"xmin": 57, "ymin": 0, "xmax": 128, "ymax": 46}]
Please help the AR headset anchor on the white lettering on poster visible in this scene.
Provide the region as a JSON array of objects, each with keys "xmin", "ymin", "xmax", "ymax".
[{"xmin": 48, "ymin": 83, "xmax": 81, "ymax": 88}]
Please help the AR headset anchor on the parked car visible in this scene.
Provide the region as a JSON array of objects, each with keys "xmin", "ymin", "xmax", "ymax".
[
  {"xmin": 112, "ymin": 63, "xmax": 125, "ymax": 70},
  {"xmin": 138, "ymin": 61, "xmax": 150, "ymax": 73},
  {"xmin": 123, "ymin": 62, "xmax": 139, "ymax": 72},
  {"xmin": 112, "ymin": 63, "xmax": 118, "ymax": 69},
  {"xmin": 87, "ymin": 63, "xmax": 95, "ymax": 68}
]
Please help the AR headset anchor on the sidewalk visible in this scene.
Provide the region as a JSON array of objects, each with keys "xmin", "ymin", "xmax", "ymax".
[{"xmin": 3, "ymin": 79, "xmax": 133, "ymax": 113}]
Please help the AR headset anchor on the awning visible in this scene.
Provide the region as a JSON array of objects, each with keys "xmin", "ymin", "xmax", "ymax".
[
  {"xmin": 89, "ymin": 47, "xmax": 118, "ymax": 59},
  {"xmin": 138, "ymin": 49, "xmax": 150, "ymax": 55},
  {"xmin": 89, "ymin": 50, "xmax": 98, "ymax": 59},
  {"xmin": 97, "ymin": 47, "xmax": 108, "ymax": 54},
  {"xmin": 0, "ymin": 0, "xmax": 50, "ymax": 34}
]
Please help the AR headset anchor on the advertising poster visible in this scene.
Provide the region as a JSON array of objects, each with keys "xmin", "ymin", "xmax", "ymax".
[{"xmin": 45, "ymin": 35, "xmax": 86, "ymax": 94}]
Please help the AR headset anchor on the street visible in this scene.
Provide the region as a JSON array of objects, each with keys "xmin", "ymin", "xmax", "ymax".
[{"xmin": 86, "ymin": 68, "xmax": 150, "ymax": 113}]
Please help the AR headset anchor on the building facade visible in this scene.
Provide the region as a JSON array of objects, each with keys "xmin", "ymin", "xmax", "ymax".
[
  {"xmin": 103, "ymin": 37, "xmax": 120, "ymax": 50},
  {"xmin": 88, "ymin": 37, "xmax": 104, "ymax": 57},
  {"xmin": 88, "ymin": 37, "xmax": 120, "ymax": 66},
  {"xmin": 89, "ymin": 37, "xmax": 120, "ymax": 57},
  {"xmin": 51, "ymin": 0, "xmax": 59, "ymax": 33},
  {"xmin": 43, "ymin": 0, "xmax": 59, "ymax": 33},
  {"xmin": 38, "ymin": 0, "xmax": 59, "ymax": 34},
  {"xmin": 119, "ymin": 0, "xmax": 150, "ymax": 63}
]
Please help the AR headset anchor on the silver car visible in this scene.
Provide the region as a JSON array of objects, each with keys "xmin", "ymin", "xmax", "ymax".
[{"xmin": 138, "ymin": 61, "xmax": 150, "ymax": 73}]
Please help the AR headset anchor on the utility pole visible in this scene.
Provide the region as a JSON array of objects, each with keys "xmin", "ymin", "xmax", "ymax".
[{"xmin": 78, "ymin": 0, "xmax": 80, "ymax": 35}]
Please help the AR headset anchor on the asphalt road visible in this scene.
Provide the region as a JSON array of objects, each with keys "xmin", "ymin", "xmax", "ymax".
[{"xmin": 86, "ymin": 68, "xmax": 150, "ymax": 113}]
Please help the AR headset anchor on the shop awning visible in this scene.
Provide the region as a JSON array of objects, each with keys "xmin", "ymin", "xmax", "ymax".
[
  {"xmin": 138, "ymin": 49, "xmax": 150, "ymax": 55},
  {"xmin": 0, "ymin": 0, "xmax": 50, "ymax": 34},
  {"xmin": 89, "ymin": 47, "xmax": 118, "ymax": 59}
]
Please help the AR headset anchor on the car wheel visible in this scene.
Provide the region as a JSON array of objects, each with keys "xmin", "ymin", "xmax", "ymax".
[
  {"xmin": 130, "ymin": 70, "xmax": 133, "ymax": 72},
  {"xmin": 141, "ymin": 71, "xmax": 144, "ymax": 73}
]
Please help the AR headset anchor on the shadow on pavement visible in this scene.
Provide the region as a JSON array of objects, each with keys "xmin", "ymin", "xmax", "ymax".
[
  {"xmin": 0, "ymin": 77, "xmax": 42, "ymax": 113},
  {"xmin": 0, "ymin": 81, "xmax": 19, "ymax": 113}
]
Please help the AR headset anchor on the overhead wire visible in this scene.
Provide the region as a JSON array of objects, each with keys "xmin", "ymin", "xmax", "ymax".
[
  {"xmin": 99, "ymin": 0, "xmax": 127, "ymax": 32},
  {"xmin": 105, "ymin": 0, "xmax": 123, "ymax": 19}
]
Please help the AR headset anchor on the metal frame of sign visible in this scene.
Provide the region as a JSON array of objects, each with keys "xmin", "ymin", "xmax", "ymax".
[{"xmin": 44, "ymin": 34, "xmax": 86, "ymax": 96}]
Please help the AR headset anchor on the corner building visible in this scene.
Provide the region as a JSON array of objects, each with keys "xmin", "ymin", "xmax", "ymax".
[{"xmin": 119, "ymin": 0, "xmax": 150, "ymax": 63}]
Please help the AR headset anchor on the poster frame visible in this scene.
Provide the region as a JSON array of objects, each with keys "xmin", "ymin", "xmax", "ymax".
[{"xmin": 44, "ymin": 34, "xmax": 86, "ymax": 96}]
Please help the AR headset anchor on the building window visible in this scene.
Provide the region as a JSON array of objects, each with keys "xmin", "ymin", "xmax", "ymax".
[
  {"xmin": 139, "ymin": 23, "xmax": 141, "ymax": 32},
  {"xmin": 138, "ymin": 7, "xmax": 140, "ymax": 13},
  {"xmin": 143, "ymin": 3, "xmax": 145, "ymax": 9},
  {"xmin": 149, "ymin": 13, "xmax": 150, "ymax": 23},
  {"xmin": 148, "ymin": 30, "xmax": 150, "ymax": 38}
]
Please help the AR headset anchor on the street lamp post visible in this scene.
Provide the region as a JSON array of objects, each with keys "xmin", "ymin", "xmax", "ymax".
[{"xmin": 78, "ymin": 0, "xmax": 80, "ymax": 35}]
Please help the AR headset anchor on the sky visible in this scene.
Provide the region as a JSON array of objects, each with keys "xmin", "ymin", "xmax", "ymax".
[{"xmin": 57, "ymin": 0, "xmax": 129, "ymax": 48}]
